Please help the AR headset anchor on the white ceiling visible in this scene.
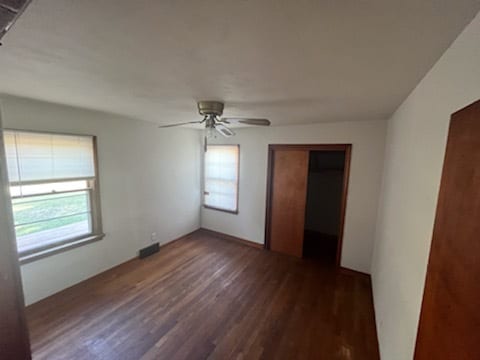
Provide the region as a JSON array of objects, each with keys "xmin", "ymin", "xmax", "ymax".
[{"xmin": 0, "ymin": 0, "xmax": 479, "ymax": 126}]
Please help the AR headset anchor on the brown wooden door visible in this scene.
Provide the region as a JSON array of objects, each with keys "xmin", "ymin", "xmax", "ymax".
[
  {"xmin": 414, "ymin": 100, "xmax": 480, "ymax": 360},
  {"xmin": 269, "ymin": 149, "xmax": 309, "ymax": 257}
]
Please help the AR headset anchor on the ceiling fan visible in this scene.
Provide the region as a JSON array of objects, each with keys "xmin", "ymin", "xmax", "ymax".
[{"xmin": 158, "ymin": 101, "xmax": 271, "ymax": 147}]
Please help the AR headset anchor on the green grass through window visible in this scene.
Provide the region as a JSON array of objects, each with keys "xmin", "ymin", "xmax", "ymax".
[{"xmin": 13, "ymin": 192, "xmax": 90, "ymax": 237}]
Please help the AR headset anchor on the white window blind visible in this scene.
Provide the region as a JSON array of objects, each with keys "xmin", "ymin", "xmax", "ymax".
[
  {"xmin": 204, "ymin": 145, "xmax": 239, "ymax": 213},
  {"xmin": 4, "ymin": 130, "xmax": 95, "ymax": 183},
  {"xmin": 2, "ymin": 130, "xmax": 102, "ymax": 259}
]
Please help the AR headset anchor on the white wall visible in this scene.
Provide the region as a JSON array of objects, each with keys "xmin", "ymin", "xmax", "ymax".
[
  {"xmin": 0, "ymin": 95, "xmax": 201, "ymax": 305},
  {"xmin": 201, "ymin": 120, "xmax": 386, "ymax": 273},
  {"xmin": 371, "ymin": 12, "xmax": 480, "ymax": 360}
]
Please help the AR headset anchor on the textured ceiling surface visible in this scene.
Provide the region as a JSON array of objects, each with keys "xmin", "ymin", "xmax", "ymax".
[{"xmin": 0, "ymin": 0, "xmax": 479, "ymax": 125}]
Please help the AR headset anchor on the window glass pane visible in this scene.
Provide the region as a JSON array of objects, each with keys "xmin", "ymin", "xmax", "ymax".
[
  {"xmin": 205, "ymin": 192, "xmax": 237, "ymax": 211},
  {"xmin": 15, "ymin": 213, "xmax": 91, "ymax": 254},
  {"xmin": 204, "ymin": 145, "xmax": 239, "ymax": 212},
  {"xmin": 13, "ymin": 191, "xmax": 90, "ymax": 225},
  {"xmin": 205, "ymin": 179, "xmax": 237, "ymax": 197},
  {"xmin": 12, "ymin": 191, "xmax": 92, "ymax": 253}
]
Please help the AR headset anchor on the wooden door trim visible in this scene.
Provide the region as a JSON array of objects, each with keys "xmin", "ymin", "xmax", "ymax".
[
  {"xmin": 337, "ymin": 144, "xmax": 352, "ymax": 266},
  {"xmin": 268, "ymin": 144, "xmax": 350, "ymax": 152},
  {"xmin": 264, "ymin": 143, "xmax": 352, "ymax": 267}
]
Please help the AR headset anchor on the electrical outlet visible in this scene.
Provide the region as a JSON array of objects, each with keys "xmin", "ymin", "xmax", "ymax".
[{"xmin": 150, "ymin": 232, "xmax": 157, "ymax": 242}]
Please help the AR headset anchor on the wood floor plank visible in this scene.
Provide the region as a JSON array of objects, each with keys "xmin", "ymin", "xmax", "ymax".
[{"xmin": 26, "ymin": 232, "xmax": 379, "ymax": 360}]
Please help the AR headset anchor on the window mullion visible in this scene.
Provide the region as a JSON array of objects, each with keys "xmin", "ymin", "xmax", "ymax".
[
  {"xmin": 10, "ymin": 176, "xmax": 96, "ymax": 187},
  {"xmin": 11, "ymin": 187, "xmax": 92, "ymax": 200}
]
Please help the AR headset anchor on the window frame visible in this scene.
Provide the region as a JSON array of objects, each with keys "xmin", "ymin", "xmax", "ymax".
[
  {"xmin": 3, "ymin": 129, "xmax": 104, "ymax": 264},
  {"xmin": 203, "ymin": 144, "xmax": 240, "ymax": 215}
]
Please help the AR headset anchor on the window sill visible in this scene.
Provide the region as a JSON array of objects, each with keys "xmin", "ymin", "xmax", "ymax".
[
  {"xmin": 203, "ymin": 205, "xmax": 239, "ymax": 215},
  {"xmin": 19, "ymin": 233, "xmax": 105, "ymax": 265}
]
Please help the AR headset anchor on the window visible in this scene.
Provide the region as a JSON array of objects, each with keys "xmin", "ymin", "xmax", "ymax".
[
  {"xmin": 3, "ymin": 130, "xmax": 103, "ymax": 262},
  {"xmin": 204, "ymin": 145, "xmax": 239, "ymax": 213}
]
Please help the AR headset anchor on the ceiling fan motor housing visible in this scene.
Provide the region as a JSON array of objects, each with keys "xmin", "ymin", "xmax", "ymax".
[{"xmin": 198, "ymin": 101, "xmax": 224, "ymax": 117}]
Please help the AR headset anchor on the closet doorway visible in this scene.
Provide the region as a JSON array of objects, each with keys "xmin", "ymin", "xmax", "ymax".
[{"xmin": 264, "ymin": 144, "xmax": 351, "ymax": 267}]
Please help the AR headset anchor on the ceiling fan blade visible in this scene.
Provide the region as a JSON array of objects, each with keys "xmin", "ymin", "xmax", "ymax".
[
  {"xmin": 158, "ymin": 120, "xmax": 204, "ymax": 128},
  {"xmin": 221, "ymin": 118, "xmax": 271, "ymax": 126},
  {"xmin": 215, "ymin": 123, "xmax": 235, "ymax": 137}
]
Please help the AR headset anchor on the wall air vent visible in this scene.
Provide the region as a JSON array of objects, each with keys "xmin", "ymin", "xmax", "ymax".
[{"xmin": 0, "ymin": 0, "xmax": 32, "ymax": 43}]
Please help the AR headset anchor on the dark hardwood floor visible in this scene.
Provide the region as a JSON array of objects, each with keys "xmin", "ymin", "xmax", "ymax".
[{"xmin": 26, "ymin": 231, "xmax": 379, "ymax": 360}]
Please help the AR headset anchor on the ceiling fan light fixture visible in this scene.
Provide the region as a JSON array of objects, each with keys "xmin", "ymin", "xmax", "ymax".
[
  {"xmin": 205, "ymin": 125, "xmax": 216, "ymax": 139},
  {"xmin": 205, "ymin": 115, "xmax": 217, "ymax": 139}
]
